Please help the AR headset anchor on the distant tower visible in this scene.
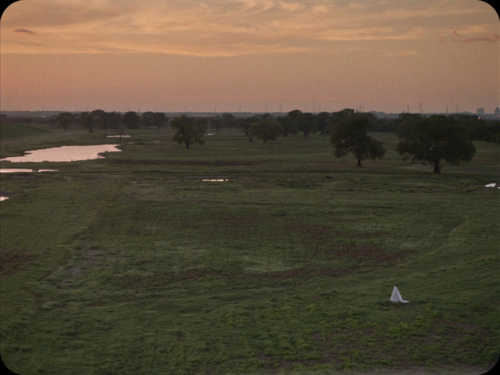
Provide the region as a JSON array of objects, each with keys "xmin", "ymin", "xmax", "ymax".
[
  {"xmin": 419, "ymin": 101, "xmax": 423, "ymax": 114},
  {"xmin": 495, "ymin": 107, "xmax": 500, "ymax": 117}
]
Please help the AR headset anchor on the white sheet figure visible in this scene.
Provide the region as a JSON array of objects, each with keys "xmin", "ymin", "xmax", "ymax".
[{"xmin": 390, "ymin": 286, "xmax": 409, "ymax": 303}]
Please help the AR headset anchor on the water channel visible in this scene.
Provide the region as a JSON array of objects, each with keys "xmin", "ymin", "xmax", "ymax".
[
  {"xmin": 0, "ymin": 169, "xmax": 58, "ymax": 173},
  {"xmin": 0, "ymin": 145, "xmax": 121, "ymax": 163}
]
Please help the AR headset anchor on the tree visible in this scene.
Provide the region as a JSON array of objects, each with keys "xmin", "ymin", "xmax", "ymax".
[
  {"xmin": 330, "ymin": 114, "xmax": 386, "ymax": 167},
  {"xmin": 122, "ymin": 111, "xmax": 140, "ymax": 129},
  {"xmin": 287, "ymin": 109, "xmax": 302, "ymax": 120},
  {"xmin": 221, "ymin": 113, "xmax": 236, "ymax": 131},
  {"xmin": 249, "ymin": 119, "xmax": 283, "ymax": 143},
  {"xmin": 108, "ymin": 112, "xmax": 122, "ymax": 130},
  {"xmin": 210, "ymin": 117, "xmax": 222, "ymax": 132},
  {"xmin": 172, "ymin": 115, "xmax": 207, "ymax": 149},
  {"xmin": 396, "ymin": 115, "xmax": 476, "ymax": 174},
  {"xmin": 287, "ymin": 110, "xmax": 302, "ymax": 136},
  {"xmin": 315, "ymin": 112, "xmax": 331, "ymax": 135},
  {"xmin": 259, "ymin": 113, "xmax": 273, "ymax": 121},
  {"xmin": 91, "ymin": 109, "xmax": 109, "ymax": 133},
  {"xmin": 277, "ymin": 115, "xmax": 298, "ymax": 137},
  {"xmin": 241, "ymin": 115, "xmax": 260, "ymax": 142},
  {"xmin": 297, "ymin": 112, "xmax": 317, "ymax": 137},
  {"xmin": 152, "ymin": 112, "xmax": 167, "ymax": 129},
  {"xmin": 57, "ymin": 112, "xmax": 73, "ymax": 131},
  {"xmin": 80, "ymin": 112, "xmax": 94, "ymax": 133},
  {"xmin": 328, "ymin": 108, "xmax": 355, "ymax": 134},
  {"xmin": 141, "ymin": 112, "xmax": 155, "ymax": 129}
]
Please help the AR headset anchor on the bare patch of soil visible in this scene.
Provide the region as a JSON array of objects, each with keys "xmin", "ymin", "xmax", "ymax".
[
  {"xmin": 0, "ymin": 190, "xmax": 15, "ymax": 198},
  {"xmin": 12, "ymin": 174, "xmax": 38, "ymax": 179},
  {"xmin": 212, "ymin": 214, "xmax": 263, "ymax": 227},
  {"xmin": 266, "ymin": 266, "xmax": 357, "ymax": 280},
  {"xmin": 0, "ymin": 249, "xmax": 36, "ymax": 277},
  {"xmin": 177, "ymin": 269, "xmax": 222, "ymax": 281},
  {"xmin": 322, "ymin": 244, "xmax": 410, "ymax": 263},
  {"xmin": 288, "ymin": 222, "xmax": 386, "ymax": 240},
  {"xmin": 61, "ymin": 248, "xmax": 98, "ymax": 284},
  {"xmin": 112, "ymin": 159, "xmax": 260, "ymax": 166}
]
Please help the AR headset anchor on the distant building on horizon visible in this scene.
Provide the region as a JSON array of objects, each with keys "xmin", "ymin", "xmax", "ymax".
[
  {"xmin": 495, "ymin": 107, "xmax": 500, "ymax": 117},
  {"xmin": 477, "ymin": 108, "xmax": 485, "ymax": 116}
]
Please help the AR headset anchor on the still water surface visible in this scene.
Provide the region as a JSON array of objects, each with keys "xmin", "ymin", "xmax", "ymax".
[
  {"xmin": 0, "ymin": 169, "xmax": 58, "ymax": 173},
  {"xmin": 0, "ymin": 145, "xmax": 121, "ymax": 163}
]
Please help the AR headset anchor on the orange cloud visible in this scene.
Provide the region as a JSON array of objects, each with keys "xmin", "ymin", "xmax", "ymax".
[
  {"xmin": 462, "ymin": 34, "xmax": 500, "ymax": 43},
  {"xmin": 451, "ymin": 29, "xmax": 499, "ymax": 43},
  {"xmin": 1, "ymin": 0, "xmax": 498, "ymax": 56},
  {"xmin": 14, "ymin": 28, "xmax": 35, "ymax": 35}
]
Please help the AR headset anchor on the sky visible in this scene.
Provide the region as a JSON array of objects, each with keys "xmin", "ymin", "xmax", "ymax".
[{"xmin": 1, "ymin": 0, "xmax": 499, "ymax": 114}]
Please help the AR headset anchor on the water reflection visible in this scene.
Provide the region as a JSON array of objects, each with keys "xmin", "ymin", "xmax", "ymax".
[
  {"xmin": 0, "ymin": 145, "xmax": 121, "ymax": 163},
  {"xmin": 0, "ymin": 169, "xmax": 58, "ymax": 173}
]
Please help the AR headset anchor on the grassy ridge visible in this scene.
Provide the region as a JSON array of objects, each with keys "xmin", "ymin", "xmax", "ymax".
[
  {"xmin": 0, "ymin": 123, "xmax": 50, "ymax": 140},
  {"xmin": 1, "ymin": 127, "xmax": 499, "ymax": 374}
]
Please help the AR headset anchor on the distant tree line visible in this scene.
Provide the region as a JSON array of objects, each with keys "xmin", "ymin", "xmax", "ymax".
[
  {"xmin": 31, "ymin": 109, "xmax": 499, "ymax": 146},
  {"xmin": 172, "ymin": 109, "xmax": 479, "ymax": 173},
  {"xmin": 28, "ymin": 107, "xmax": 499, "ymax": 174},
  {"xmin": 53, "ymin": 110, "xmax": 169, "ymax": 133}
]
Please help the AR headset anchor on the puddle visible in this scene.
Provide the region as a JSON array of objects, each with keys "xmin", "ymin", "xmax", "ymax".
[
  {"xmin": 0, "ymin": 169, "xmax": 58, "ymax": 173},
  {"xmin": 0, "ymin": 196, "xmax": 9, "ymax": 201},
  {"xmin": 485, "ymin": 183, "xmax": 497, "ymax": 188},
  {"xmin": 107, "ymin": 135, "xmax": 131, "ymax": 138},
  {"xmin": 202, "ymin": 179, "xmax": 229, "ymax": 182},
  {"xmin": 0, "ymin": 145, "xmax": 121, "ymax": 163}
]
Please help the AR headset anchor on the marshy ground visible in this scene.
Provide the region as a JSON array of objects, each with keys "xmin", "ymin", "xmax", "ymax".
[{"xmin": 1, "ymin": 124, "xmax": 499, "ymax": 374}]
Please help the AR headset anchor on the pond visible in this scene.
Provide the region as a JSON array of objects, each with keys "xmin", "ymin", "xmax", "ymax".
[
  {"xmin": 0, "ymin": 169, "xmax": 58, "ymax": 173},
  {"xmin": 0, "ymin": 145, "xmax": 121, "ymax": 163}
]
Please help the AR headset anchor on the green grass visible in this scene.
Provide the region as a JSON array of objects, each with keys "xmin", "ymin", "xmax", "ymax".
[
  {"xmin": 1, "ymin": 126, "xmax": 499, "ymax": 374},
  {"xmin": 0, "ymin": 123, "xmax": 51, "ymax": 140}
]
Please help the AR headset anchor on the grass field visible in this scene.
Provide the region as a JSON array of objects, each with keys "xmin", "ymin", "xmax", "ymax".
[
  {"xmin": 1, "ymin": 124, "xmax": 499, "ymax": 374},
  {"xmin": 0, "ymin": 123, "xmax": 50, "ymax": 141}
]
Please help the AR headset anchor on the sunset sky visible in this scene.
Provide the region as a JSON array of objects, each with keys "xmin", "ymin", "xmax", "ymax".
[{"xmin": 1, "ymin": 0, "xmax": 499, "ymax": 113}]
